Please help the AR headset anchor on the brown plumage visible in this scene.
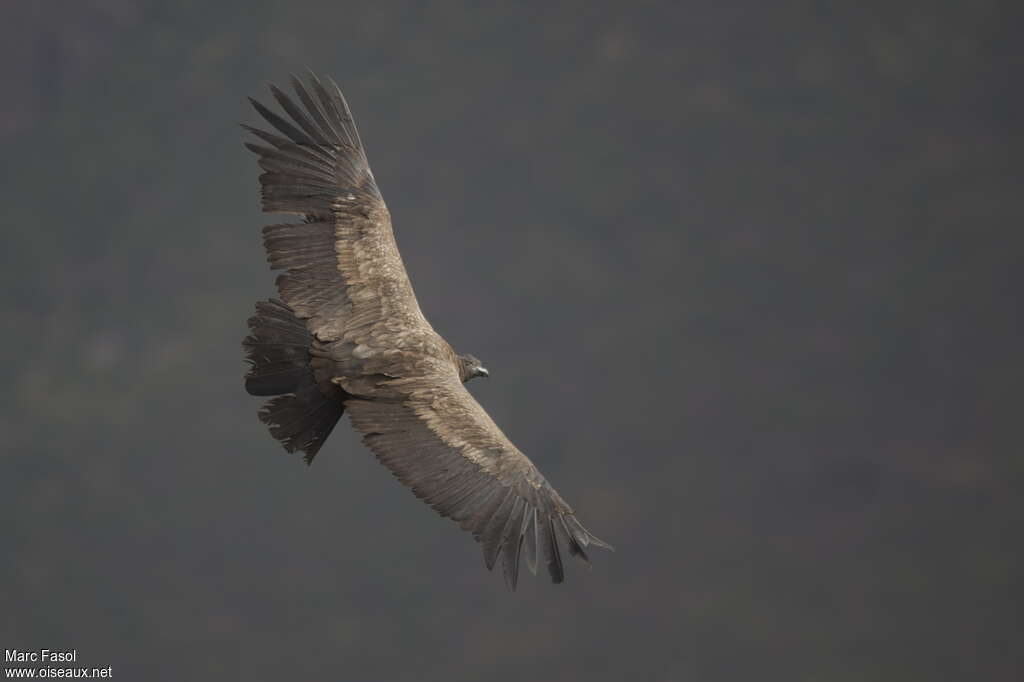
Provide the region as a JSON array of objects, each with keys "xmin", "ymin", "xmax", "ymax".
[{"xmin": 241, "ymin": 71, "xmax": 611, "ymax": 588}]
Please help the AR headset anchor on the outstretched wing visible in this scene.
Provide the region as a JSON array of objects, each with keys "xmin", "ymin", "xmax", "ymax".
[
  {"xmin": 343, "ymin": 371, "xmax": 612, "ymax": 588},
  {"xmin": 244, "ymin": 72, "xmax": 441, "ymax": 357},
  {"xmin": 245, "ymin": 73, "xmax": 612, "ymax": 586}
]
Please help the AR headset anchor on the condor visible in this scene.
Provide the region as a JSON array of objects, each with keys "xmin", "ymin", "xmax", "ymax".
[{"xmin": 242, "ymin": 72, "xmax": 611, "ymax": 588}]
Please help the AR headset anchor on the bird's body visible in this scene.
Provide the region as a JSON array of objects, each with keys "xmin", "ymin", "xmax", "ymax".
[{"xmin": 242, "ymin": 72, "xmax": 610, "ymax": 588}]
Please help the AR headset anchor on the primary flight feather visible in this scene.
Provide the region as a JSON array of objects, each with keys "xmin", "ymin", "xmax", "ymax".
[{"xmin": 241, "ymin": 71, "xmax": 611, "ymax": 588}]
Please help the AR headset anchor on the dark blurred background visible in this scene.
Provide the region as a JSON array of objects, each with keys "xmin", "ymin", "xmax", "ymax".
[{"xmin": 2, "ymin": 1, "xmax": 1021, "ymax": 680}]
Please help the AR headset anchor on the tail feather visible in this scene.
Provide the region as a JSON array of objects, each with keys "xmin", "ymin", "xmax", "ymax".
[{"xmin": 243, "ymin": 299, "xmax": 343, "ymax": 463}]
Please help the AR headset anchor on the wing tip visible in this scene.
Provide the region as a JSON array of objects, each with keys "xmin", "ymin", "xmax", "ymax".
[
  {"xmin": 564, "ymin": 513, "xmax": 614, "ymax": 553},
  {"xmin": 480, "ymin": 510, "xmax": 612, "ymax": 589}
]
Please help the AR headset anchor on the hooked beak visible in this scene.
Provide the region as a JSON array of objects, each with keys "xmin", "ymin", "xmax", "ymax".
[{"xmin": 477, "ymin": 367, "xmax": 490, "ymax": 378}]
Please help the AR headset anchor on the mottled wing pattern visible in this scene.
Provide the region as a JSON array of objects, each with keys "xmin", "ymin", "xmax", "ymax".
[
  {"xmin": 244, "ymin": 72, "xmax": 612, "ymax": 587},
  {"xmin": 344, "ymin": 372, "xmax": 612, "ymax": 589},
  {"xmin": 245, "ymin": 72, "xmax": 440, "ymax": 358}
]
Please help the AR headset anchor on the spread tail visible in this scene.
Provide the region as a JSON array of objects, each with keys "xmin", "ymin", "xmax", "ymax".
[{"xmin": 243, "ymin": 299, "xmax": 343, "ymax": 463}]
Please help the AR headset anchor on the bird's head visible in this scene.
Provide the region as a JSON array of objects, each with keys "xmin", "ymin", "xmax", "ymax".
[{"xmin": 456, "ymin": 353, "xmax": 490, "ymax": 383}]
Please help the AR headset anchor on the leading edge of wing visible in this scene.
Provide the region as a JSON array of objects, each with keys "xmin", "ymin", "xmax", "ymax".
[
  {"xmin": 242, "ymin": 70, "xmax": 381, "ymax": 218},
  {"xmin": 243, "ymin": 73, "xmax": 412, "ymax": 344},
  {"xmin": 345, "ymin": 378, "xmax": 612, "ymax": 589}
]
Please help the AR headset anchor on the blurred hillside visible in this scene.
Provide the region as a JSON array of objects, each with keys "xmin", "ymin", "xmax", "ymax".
[{"xmin": 2, "ymin": 1, "xmax": 1022, "ymax": 680}]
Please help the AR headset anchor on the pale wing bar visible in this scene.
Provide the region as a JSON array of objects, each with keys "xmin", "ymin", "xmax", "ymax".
[
  {"xmin": 244, "ymin": 73, "xmax": 381, "ymax": 343},
  {"xmin": 244, "ymin": 73, "xmax": 614, "ymax": 587},
  {"xmin": 345, "ymin": 385, "xmax": 611, "ymax": 589}
]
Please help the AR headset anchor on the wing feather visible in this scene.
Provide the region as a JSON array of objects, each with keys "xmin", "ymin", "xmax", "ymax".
[
  {"xmin": 523, "ymin": 507, "xmax": 539, "ymax": 576},
  {"xmin": 345, "ymin": 374, "xmax": 610, "ymax": 588},
  {"xmin": 244, "ymin": 72, "xmax": 611, "ymax": 587},
  {"xmin": 245, "ymin": 73, "xmax": 437, "ymax": 358},
  {"xmin": 479, "ymin": 491, "xmax": 517, "ymax": 570},
  {"xmin": 270, "ymin": 83, "xmax": 329, "ymax": 145},
  {"xmin": 289, "ymin": 75, "xmax": 342, "ymax": 147}
]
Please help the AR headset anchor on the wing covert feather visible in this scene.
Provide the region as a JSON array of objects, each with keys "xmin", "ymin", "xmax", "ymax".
[
  {"xmin": 345, "ymin": 374, "xmax": 610, "ymax": 588},
  {"xmin": 245, "ymin": 72, "xmax": 439, "ymax": 361},
  {"xmin": 244, "ymin": 72, "xmax": 612, "ymax": 587}
]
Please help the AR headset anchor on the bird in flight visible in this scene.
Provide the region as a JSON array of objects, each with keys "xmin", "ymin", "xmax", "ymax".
[{"xmin": 242, "ymin": 71, "xmax": 611, "ymax": 588}]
